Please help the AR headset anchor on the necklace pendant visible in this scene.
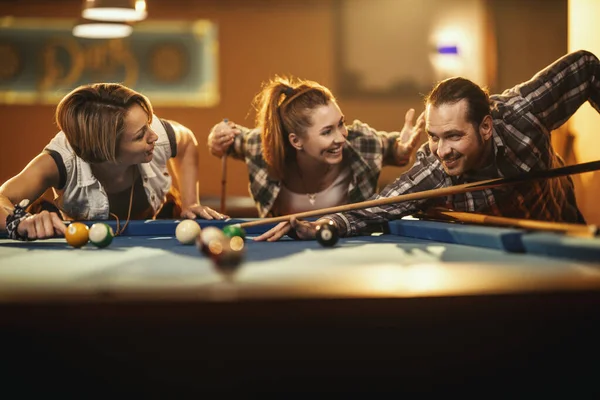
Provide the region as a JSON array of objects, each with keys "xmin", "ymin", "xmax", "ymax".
[{"xmin": 308, "ymin": 194, "xmax": 316, "ymax": 205}]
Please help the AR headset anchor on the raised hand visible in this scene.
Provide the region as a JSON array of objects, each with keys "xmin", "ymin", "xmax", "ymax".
[{"xmin": 395, "ymin": 108, "xmax": 425, "ymax": 163}]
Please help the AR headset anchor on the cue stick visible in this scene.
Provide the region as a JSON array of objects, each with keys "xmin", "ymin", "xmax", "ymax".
[
  {"xmin": 220, "ymin": 118, "xmax": 229, "ymax": 214},
  {"xmin": 236, "ymin": 159, "xmax": 600, "ymax": 229},
  {"xmin": 220, "ymin": 155, "xmax": 227, "ymax": 213},
  {"xmin": 419, "ymin": 207, "xmax": 599, "ymax": 238}
]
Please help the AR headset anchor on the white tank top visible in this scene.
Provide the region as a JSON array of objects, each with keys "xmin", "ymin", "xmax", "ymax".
[{"xmin": 277, "ymin": 168, "xmax": 351, "ymax": 215}]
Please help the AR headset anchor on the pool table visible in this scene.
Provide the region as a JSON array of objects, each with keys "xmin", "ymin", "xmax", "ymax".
[{"xmin": 1, "ymin": 217, "xmax": 600, "ymax": 396}]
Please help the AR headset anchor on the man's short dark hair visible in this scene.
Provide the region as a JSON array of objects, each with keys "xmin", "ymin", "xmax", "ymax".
[{"xmin": 425, "ymin": 77, "xmax": 491, "ymax": 128}]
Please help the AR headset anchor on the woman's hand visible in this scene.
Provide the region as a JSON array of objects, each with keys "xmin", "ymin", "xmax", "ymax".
[
  {"xmin": 253, "ymin": 217, "xmax": 320, "ymax": 242},
  {"xmin": 207, "ymin": 120, "xmax": 241, "ymax": 157},
  {"xmin": 17, "ymin": 211, "xmax": 66, "ymax": 240},
  {"xmin": 181, "ymin": 204, "xmax": 228, "ymax": 220},
  {"xmin": 395, "ymin": 108, "xmax": 425, "ymax": 164}
]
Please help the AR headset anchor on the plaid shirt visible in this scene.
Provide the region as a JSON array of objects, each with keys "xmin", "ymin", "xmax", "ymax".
[
  {"xmin": 329, "ymin": 50, "xmax": 597, "ymax": 237},
  {"xmin": 228, "ymin": 121, "xmax": 409, "ymax": 217}
]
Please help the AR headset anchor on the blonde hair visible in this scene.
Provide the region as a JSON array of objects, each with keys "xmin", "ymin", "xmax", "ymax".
[
  {"xmin": 55, "ymin": 83, "xmax": 153, "ymax": 163},
  {"xmin": 253, "ymin": 76, "xmax": 335, "ymax": 180}
]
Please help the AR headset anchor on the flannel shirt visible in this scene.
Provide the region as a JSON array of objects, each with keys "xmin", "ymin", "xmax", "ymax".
[
  {"xmin": 228, "ymin": 120, "xmax": 410, "ymax": 217},
  {"xmin": 328, "ymin": 50, "xmax": 597, "ymax": 237}
]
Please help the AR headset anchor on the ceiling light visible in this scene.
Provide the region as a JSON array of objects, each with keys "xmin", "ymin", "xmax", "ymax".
[
  {"xmin": 82, "ymin": 0, "xmax": 147, "ymax": 22},
  {"xmin": 73, "ymin": 19, "xmax": 133, "ymax": 39}
]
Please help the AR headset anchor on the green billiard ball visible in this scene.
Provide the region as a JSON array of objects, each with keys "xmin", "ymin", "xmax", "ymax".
[
  {"xmin": 222, "ymin": 224, "xmax": 246, "ymax": 239},
  {"xmin": 89, "ymin": 223, "xmax": 114, "ymax": 248}
]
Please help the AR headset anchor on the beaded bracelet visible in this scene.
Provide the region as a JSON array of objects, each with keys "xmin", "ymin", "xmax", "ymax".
[{"xmin": 5, "ymin": 199, "xmax": 31, "ymax": 241}]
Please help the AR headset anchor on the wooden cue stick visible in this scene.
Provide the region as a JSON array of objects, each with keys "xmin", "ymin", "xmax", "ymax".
[
  {"xmin": 236, "ymin": 159, "xmax": 600, "ymax": 229},
  {"xmin": 422, "ymin": 208, "xmax": 599, "ymax": 238},
  {"xmin": 220, "ymin": 118, "xmax": 229, "ymax": 214},
  {"xmin": 220, "ymin": 155, "xmax": 227, "ymax": 214}
]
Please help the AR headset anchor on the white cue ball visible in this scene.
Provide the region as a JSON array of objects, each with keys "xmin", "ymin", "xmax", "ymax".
[{"xmin": 176, "ymin": 219, "xmax": 202, "ymax": 245}]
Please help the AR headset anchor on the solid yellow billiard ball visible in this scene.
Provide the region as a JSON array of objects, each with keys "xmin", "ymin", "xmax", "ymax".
[
  {"xmin": 175, "ymin": 219, "xmax": 202, "ymax": 245},
  {"xmin": 65, "ymin": 222, "xmax": 89, "ymax": 248}
]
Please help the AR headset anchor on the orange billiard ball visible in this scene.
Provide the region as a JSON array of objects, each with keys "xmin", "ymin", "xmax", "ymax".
[{"xmin": 65, "ymin": 222, "xmax": 90, "ymax": 248}]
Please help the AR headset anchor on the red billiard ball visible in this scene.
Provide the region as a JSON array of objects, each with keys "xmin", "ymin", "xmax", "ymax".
[
  {"xmin": 210, "ymin": 236, "xmax": 245, "ymax": 279},
  {"xmin": 196, "ymin": 226, "xmax": 226, "ymax": 256}
]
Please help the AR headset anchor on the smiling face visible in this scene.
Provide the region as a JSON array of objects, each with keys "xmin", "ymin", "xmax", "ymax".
[
  {"xmin": 115, "ymin": 103, "xmax": 158, "ymax": 165},
  {"xmin": 289, "ymin": 101, "xmax": 348, "ymax": 165},
  {"xmin": 426, "ymin": 99, "xmax": 492, "ymax": 176}
]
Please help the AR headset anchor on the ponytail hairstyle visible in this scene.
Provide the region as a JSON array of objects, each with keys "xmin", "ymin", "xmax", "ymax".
[
  {"xmin": 55, "ymin": 83, "xmax": 153, "ymax": 163},
  {"xmin": 253, "ymin": 76, "xmax": 335, "ymax": 180}
]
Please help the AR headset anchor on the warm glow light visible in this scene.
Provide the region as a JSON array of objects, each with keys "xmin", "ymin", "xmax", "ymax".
[
  {"xmin": 83, "ymin": 7, "xmax": 146, "ymax": 22},
  {"xmin": 82, "ymin": 0, "xmax": 147, "ymax": 22},
  {"xmin": 426, "ymin": 0, "xmax": 488, "ymax": 86},
  {"xmin": 430, "ymin": 53, "xmax": 464, "ymax": 77},
  {"xmin": 568, "ymin": 0, "xmax": 600, "ymax": 213},
  {"xmin": 434, "ymin": 28, "xmax": 465, "ymax": 51},
  {"xmin": 429, "ymin": 27, "xmax": 466, "ymax": 79},
  {"xmin": 365, "ymin": 263, "xmax": 451, "ymax": 295},
  {"xmin": 73, "ymin": 21, "xmax": 133, "ymax": 39},
  {"xmin": 135, "ymin": 0, "xmax": 147, "ymax": 14}
]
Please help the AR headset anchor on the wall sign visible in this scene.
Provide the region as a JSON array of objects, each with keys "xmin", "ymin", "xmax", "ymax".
[{"xmin": 0, "ymin": 17, "xmax": 219, "ymax": 106}]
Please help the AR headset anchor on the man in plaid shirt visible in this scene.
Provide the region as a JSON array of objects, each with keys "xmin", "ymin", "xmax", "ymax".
[{"xmin": 275, "ymin": 50, "xmax": 597, "ymax": 240}]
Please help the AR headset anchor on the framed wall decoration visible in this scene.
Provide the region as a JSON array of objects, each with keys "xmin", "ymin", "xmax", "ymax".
[{"xmin": 0, "ymin": 17, "xmax": 219, "ymax": 107}]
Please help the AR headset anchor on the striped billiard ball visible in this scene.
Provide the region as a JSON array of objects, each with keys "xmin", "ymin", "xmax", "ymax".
[{"xmin": 89, "ymin": 223, "xmax": 114, "ymax": 248}]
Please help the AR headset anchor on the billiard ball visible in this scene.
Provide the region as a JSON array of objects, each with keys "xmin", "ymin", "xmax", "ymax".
[
  {"xmin": 196, "ymin": 226, "xmax": 226, "ymax": 256},
  {"xmin": 175, "ymin": 219, "xmax": 202, "ymax": 245},
  {"xmin": 65, "ymin": 222, "xmax": 89, "ymax": 248},
  {"xmin": 210, "ymin": 236, "xmax": 245, "ymax": 280},
  {"xmin": 89, "ymin": 223, "xmax": 114, "ymax": 248},
  {"xmin": 315, "ymin": 221, "xmax": 339, "ymax": 247},
  {"xmin": 222, "ymin": 224, "xmax": 246, "ymax": 239}
]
